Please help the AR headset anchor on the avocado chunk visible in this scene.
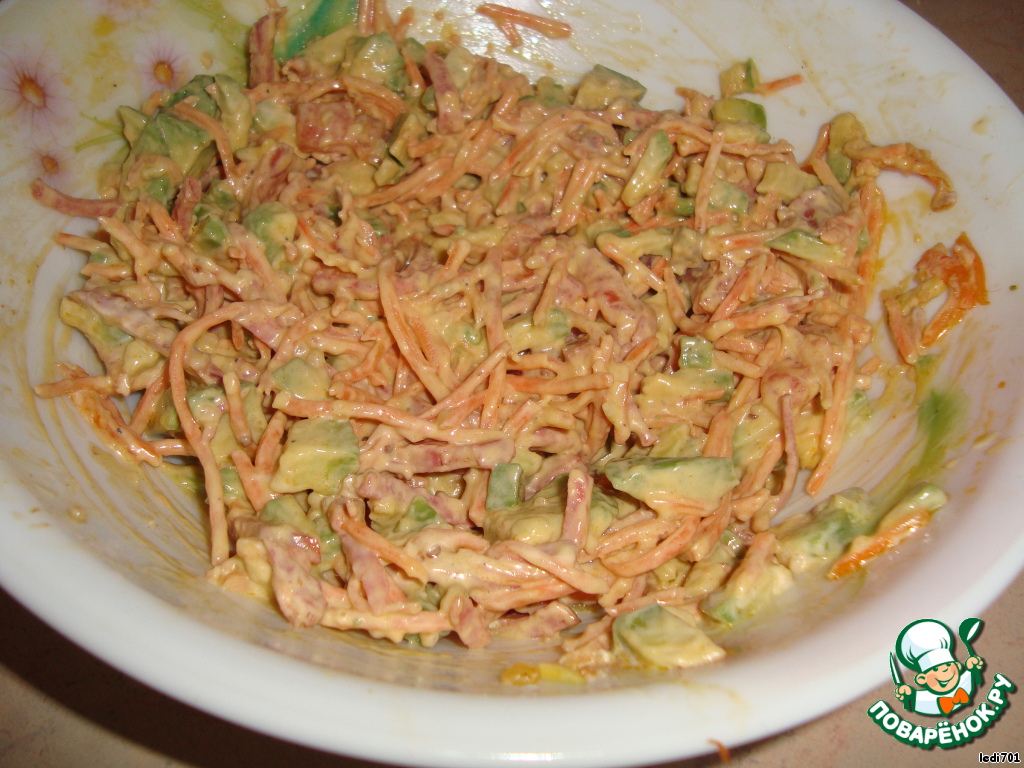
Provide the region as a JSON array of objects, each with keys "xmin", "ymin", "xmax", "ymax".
[
  {"xmin": 193, "ymin": 214, "xmax": 230, "ymax": 253},
  {"xmin": 711, "ymin": 97, "xmax": 767, "ymax": 130},
  {"xmin": 220, "ymin": 466, "xmax": 247, "ymax": 506},
  {"xmin": 677, "ymin": 335, "xmax": 713, "ymax": 368},
  {"xmin": 297, "ymin": 23, "xmax": 362, "ymax": 66},
  {"xmin": 774, "ymin": 488, "xmax": 877, "ymax": 574},
  {"xmin": 59, "ymin": 296, "xmax": 131, "ymax": 351},
  {"xmin": 166, "ymin": 75, "xmax": 219, "ymax": 118},
  {"xmin": 708, "ymin": 180, "xmax": 749, "ymax": 214},
  {"xmin": 394, "ymin": 496, "xmax": 442, "ymax": 536},
  {"xmin": 767, "ymin": 230, "xmax": 845, "ymax": 264},
  {"xmin": 118, "ymin": 106, "xmax": 149, "ymax": 145},
  {"xmin": 147, "ymin": 391, "xmax": 181, "ymax": 435},
  {"xmin": 120, "ymin": 100, "xmax": 216, "ymax": 206},
  {"xmin": 701, "ymin": 556, "xmax": 793, "ymax": 626},
  {"xmin": 210, "ymin": 74, "xmax": 252, "ymax": 152},
  {"xmin": 504, "ymin": 308, "xmax": 570, "ymax": 355},
  {"xmin": 261, "ymin": 495, "xmax": 318, "ymax": 538},
  {"xmin": 180, "ymin": 381, "xmax": 265, "ymax": 443},
  {"xmin": 374, "ymin": 112, "xmax": 425, "ymax": 186},
  {"xmin": 534, "ymin": 76, "xmax": 571, "ymax": 108},
  {"xmin": 482, "ymin": 475, "xmax": 619, "ymax": 548},
  {"xmin": 660, "ymin": 183, "xmax": 695, "ymax": 217},
  {"xmin": 637, "ymin": 367, "xmax": 735, "ymax": 407},
  {"xmin": 349, "ymin": 32, "xmax": 407, "ymax": 92},
  {"xmin": 573, "ymin": 64, "xmax": 647, "ymax": 110},
  {"xmin": 185, "ymin": 385, "xmax": 225, "ymax": 426},
  {"xmin": 443, "ymin": 45, "xmax": 476, "ymax": 90},
  {"xmin": 612, "ymin": 604, "xmax": 725, "ymax": 669},
  {"xmin": 826, "ymin": 112, "xmax": 868, "ymax": 185},
  {"xmin": 603, "ymin": 456, "xmax": 739, "ymax": 515},
  {"xmin": 269, "ymin": 418, "xmax": 359, "ymax": 496},
  {"xmin": 486, "ymin": 463, "xmax": 525, "ymax": 511},
  {"xmin": 243, "ymin": 201, "xmax": 298, "ymax": 265},
  {"xmin": 483, "ymin": 475, "xmax": 566, "ymax": 545},
  {"xmin": 127, "ymin": 113, "xmax": 213, "ymax": 179},
  {"xmin": 647, "ymin": 423, "xmax": 702, "ymax": 460},
  {"xmin": 682, "ymin": 530, "xmax": 745, "ymax": 599},
  {"xmin": 584, "ymin": 486, "xmax": 621, "ymax": 552},
  {"xmin": 276, "ymin": 0, "xmax": 360, "ymax": 61},
  {"xmin": 732, "ymin": 404, "xmax": 781, "ymax": 471},
  {"xmin": 719, "ymin": 58, "xmax": 760, "ymax": 97},
  {"xmin": 622, "ymin": 129, "xmax": 672, "ymax": 207},
  {"xmin": 402, "ymin": 37, "xmax": 426, "ymax": 66},
  {"xmin": 755, "ymin": 162, "xmax": 820, "ymax": 204},
  {"xmin": 271, "ymin": 357, "xmax": 330, "ymax": 400}
]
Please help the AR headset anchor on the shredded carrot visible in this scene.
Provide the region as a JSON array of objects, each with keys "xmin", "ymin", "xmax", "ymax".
[
  {"xmin": 884, "ymin": 232, "xmax": 988, "ymax": 363},
  {"xmin": 754, "ymin": 73, "xmax": 804, "ymax": 95},
  {"xmin": 476, "ymin": 3, "xmax": 571, "ymax": 40},
  {"xmin": 827, "ymin": 511, "xmax": 931, "ymax": 580},
  {"xmin": 709, "ymin": 739, "xmax": 732, "ymax": 762}
]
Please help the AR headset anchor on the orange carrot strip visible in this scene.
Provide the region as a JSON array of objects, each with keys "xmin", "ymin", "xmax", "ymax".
[{"xmin": 477, "ymin": 3, "xmax": 571, "ymax": 39}]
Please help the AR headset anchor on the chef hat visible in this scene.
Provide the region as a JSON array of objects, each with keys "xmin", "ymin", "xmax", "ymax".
[{"xmin": 896, "ymin": 619, "xmax": 956, "ymax": 673}]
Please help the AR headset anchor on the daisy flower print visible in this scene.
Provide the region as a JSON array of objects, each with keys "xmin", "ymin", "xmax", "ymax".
[{"xmin": 0, "ymin": 42, "xmax": 72, "ymax": 141}]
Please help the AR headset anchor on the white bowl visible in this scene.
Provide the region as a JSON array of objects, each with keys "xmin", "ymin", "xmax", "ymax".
[{"xmin": 2, "ymin": 0, "xmax": 1023, "ymax": 765}]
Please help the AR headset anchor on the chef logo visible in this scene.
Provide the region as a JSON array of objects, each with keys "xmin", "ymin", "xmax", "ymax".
[
  {"xmin": 893, "ymin": 618, "xmax": 982, "ymax": 716},
  {"xmin": 866, "ymin": 618, "xmax": 1017, "ymax": 749}
]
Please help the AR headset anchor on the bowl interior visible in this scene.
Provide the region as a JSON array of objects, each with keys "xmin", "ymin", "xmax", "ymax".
[{"xmin": 2, "ymin": 0, "xmax": 1024, "ymax": 764}]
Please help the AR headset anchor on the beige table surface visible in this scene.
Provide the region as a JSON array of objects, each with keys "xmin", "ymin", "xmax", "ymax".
[{"xmin": 2, "ymin": 0, "xmax": 1022, "ymax": 766}]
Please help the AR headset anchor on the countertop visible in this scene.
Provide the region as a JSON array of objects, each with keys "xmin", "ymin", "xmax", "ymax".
[{"xmin": 1, "ymin": 0, "xmax": 1022, "ymax": 766}]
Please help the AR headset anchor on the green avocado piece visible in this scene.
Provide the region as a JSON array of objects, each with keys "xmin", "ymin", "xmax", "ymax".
[
  {"xmin": 211, "ymin": 74, "xmax": 252, "ymax": 152},
  {"xmin": 349, "ymin": 32, "xmax": 407, "ymax": 92},
  {"xmin": 613, "ymin": 604, "xmax": 725, "ymax": 669},
  {"xmin": 708, "ymin": 180, "xmax": 749, "ymax": 214},
  {"xmin": 622, "ymin": 129, "xmax": 672, "ymax": 207},
  {"xmin": 573, "ymin": 64, "xmax": 647, "ymax": 110},
  {"xmin": 678, "ymin": 335, "xmax": 713, "ymax": 369},
  {"xmin": 118, "ymin": 106, "xmax": 150, "ymax": 146},
  {"xmin": 271, "ymin": 357, "xmax": 330, "ymax": 400},
  {"xmin": 242, "ymin": 200, "xmax": 298, "ymax": 265},
  {"xmin": 767, "ymin": 230, "xmax": 845, "ymax": 263},
  {"xmin": 297, "ymin": 23, "xmax": 361, "ymax": 66},
  {"xmin": 603, "ymin": 456, "xmax": 738, "ymax": 513},
  {"xmin": 276, "ymin": 0, "xmax": 360, "ymax": 61},
  {"xmin": 535, "ymin": 76, "xmax": 571, "ymax": 108},
  {"xmin": 826, "ymin": 112, "xmax": 868, "ymax": 185},
  {"xmin": 220, "ymin": 466, "xmax": 247, "ymax": 506},
  {"xmin": 638, "ymin": 368, "xmax": 735, "ymax": 406},
  {"xmin": 166, "ymin": 75, "xmax": 219, "ymax": 118},
  {"xmin": 193, "ymin": 215, "xmax": 230, "ymax": 252},
  {"xmin": 483, "ymin": 475, "xmax": 566, "ymax": 545},
  {"xmin": 394, "ymin": 496, "xmax": 441, "ymax": 536},
  {"xmin": 59, "ymin": 296, "xmax": 130, "ymax": 351},
  {"xmin": 486, "ymin": 463, "xmax": 524, "ymax": 511},
  {"xmin": 774, "ymin": 488, "xmax": 877, "ymax": 574},
  {"xmin": 700, "ymin": 558, "xmax": 793, "ymax": 626},
  {"xmin": 127, "ymin": 113, "xmax": 213, "ymax": 185},
  {"xmin": 270, "ymin": 418, "xmax": 359, "ymax": 496},
  {"xmin": 755, "ymin": 162, "xmax": 820, "ymax": 204},
  {"xmin": 711, "ymin": 97, "xmax": 767, "ymax": 129},
  {"xmin": 719, "ymin": 58, "xmax": 760, "ymax": 97},
  {"xmin": 444, "ymin": 45, "xmax": 476, "ymax": 90},
  {"xmin": 261, "ymin": 495, "xmax": 318, "ymax": 538}
]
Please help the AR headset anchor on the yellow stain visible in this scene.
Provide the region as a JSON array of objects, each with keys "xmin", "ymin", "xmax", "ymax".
[{"xmin": 93, "ymin": 14, "xmax": 117, "ymax": 37}]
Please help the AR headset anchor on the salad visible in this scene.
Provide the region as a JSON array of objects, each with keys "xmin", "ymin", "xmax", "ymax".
[{"xmin": 33, "ymin": 0, "xmax": 986, "ymax": 679}]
